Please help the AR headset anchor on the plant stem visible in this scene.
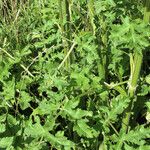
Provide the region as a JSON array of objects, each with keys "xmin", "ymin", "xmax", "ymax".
[
  {"xmin": 104, "ymin": 81, "xmax": 128, "ymax": 96},
  {"xmin": 58, "ymin": 42, "xmax": 76, "ymax": 70},
  {"xmin": 121, "ymin": 0, "xmax": 150, "ymax": 135},
  {"xmin": 58, "ymin": 0, "xmax": 71, "ymax": 71},
  {"xmin": 143, "ymin": 0, "xmax": 150, "ymax": 23},
  {"xmin": 122, "ymin": 52, "xmax": 143, "ymax": 133},
  {"xmin": 99, "ymin": 16, "xmax": 109, "ymax": 81},
  {"xmin": 121, "ymin": 0, "xmax": 150, "ymax": 134},
  {"xmin": 65, "ymin": 0, "xmax": 74, "ymax": 65},
  {"xmin": 88, "ymin": 0, "xmax": 95, "ymax": 35},
  {"xmin": 0, "ymin": 48, "xmax": 34, "ymax": 77},
  {"xmin": 95, "ymin": 15, "xmax": 109, "ymax": 81},
  {"xmin": 88, "ymin": 0, "xmax": 106, "ymax": 80}
]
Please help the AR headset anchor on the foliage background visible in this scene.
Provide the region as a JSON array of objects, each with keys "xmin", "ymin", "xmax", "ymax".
[{"xmin": 0, "ymin": 0, "xmax": 150, "ymax": 149}]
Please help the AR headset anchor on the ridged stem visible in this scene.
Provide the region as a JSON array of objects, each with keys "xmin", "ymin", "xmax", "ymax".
[
  {"xmin": 122, "ymin": 52, "xmax": 143, "ymax": 133},
  {"xmin": 121, "ymin": 0, "xmax": 150, "ymax": 134},
  {"xmin": 58, "ymin": 0, "xmax": 72, "ymax": 71},
  {"xmin": 88, "ymin": 0, "xmax": 95, "ymax": 35}
]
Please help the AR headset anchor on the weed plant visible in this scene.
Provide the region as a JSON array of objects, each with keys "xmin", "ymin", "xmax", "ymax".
[{"xmin": 0, "ymin": 0, "xmax": 150, "ymax": 149}]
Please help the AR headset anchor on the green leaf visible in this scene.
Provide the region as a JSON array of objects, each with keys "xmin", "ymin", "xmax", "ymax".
[
  {"xmin": 43, "ymin": 116, "xmax": 55, "ymax": 131},
  {"xmin": 24, "ymin": 121, "xmax": 46, "ymax": 138},
  {"xmin": 62, "ymin": 97, "xmax": 93, "ymax": 119},
  {"xmin": 2, "ymin": 78, "xmax": 15, "ymax": 101},
  {"xmin": 54, "ymin": 131, "xmax": 75, "ymax": 150},
  {"xmin": 124, "ymin": 126, "xmax": 150, "ymax": 145},
  {"xmin": 138, "ymin": 84, "xmax": 150, "ymax": 96},
  {"xmin": 0, "ymin": 123, "xmax": 5, "ymax": 133},
  {"xmin": 101, "ymin": 95, "xmax": 130, "ymax": 123},
  {"xmin": 65, "ymin": 108, "xmax": 93, "ymax": 120},
  {"xmin": 73, "ymin": 119, "xmax": 99, "ymax": 138},
  {"xmin": 19, "ymin": 91, "xmax": 31, "ymax": 110},
  {"xmin": 34, "ymin": 99, "xmax": 59, "ymax": 115},
  {"xmin": 0, "ymin": 137, "xmax": 14, "ymax": 148},
  {"xmin": 145, "ymin": 74, "xmax": 150, "ymax": 84}
]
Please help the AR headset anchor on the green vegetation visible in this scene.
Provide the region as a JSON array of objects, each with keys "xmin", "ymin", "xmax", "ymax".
[{"xmin": 0, "ymin": 0, "xmax": 150, "ymax": 149}]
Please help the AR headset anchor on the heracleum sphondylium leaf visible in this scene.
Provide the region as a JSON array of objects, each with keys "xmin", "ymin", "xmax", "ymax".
[{"xmin": 0, "ymin": 0, "xmax": 149, "ymax": 149}]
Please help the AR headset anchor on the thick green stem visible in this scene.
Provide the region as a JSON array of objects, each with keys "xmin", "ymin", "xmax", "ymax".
[
  {"xmin": 119, "ymin": 3, "xmax": 150, "ymax": 150},
  {"xmin": 143, "ymin": 0, "xmax": 150, "ymax": 23},
  {"xmin": 95, "ymin": 15, "xmax": 108, "ymax": 81},
  {"xmin": 122, "ymin": 52, "xmax": 143, "ymax": 133},
  {"xmin": 58, "ymin": 0, "xmax": 64, "ymax": 31},
  {"xmin": 88, "ymin": 0, "xmax": 95, "ymax": 35},
  {"xmin": 121, "ymin": 0, "xmax": 150, "ymax": 134},
  {"xmin": 87, "ymin": 0, "xmax": 107, "ymax": 80},
  {"xmin": 65, "ymin": 0, "xmax": 71, "ymax": 38},
  {"xmin": 65, "ymin": 0, "xmax": 74, "ymax": 65},
  {"xmin": 58, "ymin": 0, "xmax": 72, "ymax": 71},
  {"xmin": 64, "ymin": 0, "xmax": 71, "ymax": 69},
  {"xmin": 100, "ymin": 20, "xmax": 108, "ymax": 81}
]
